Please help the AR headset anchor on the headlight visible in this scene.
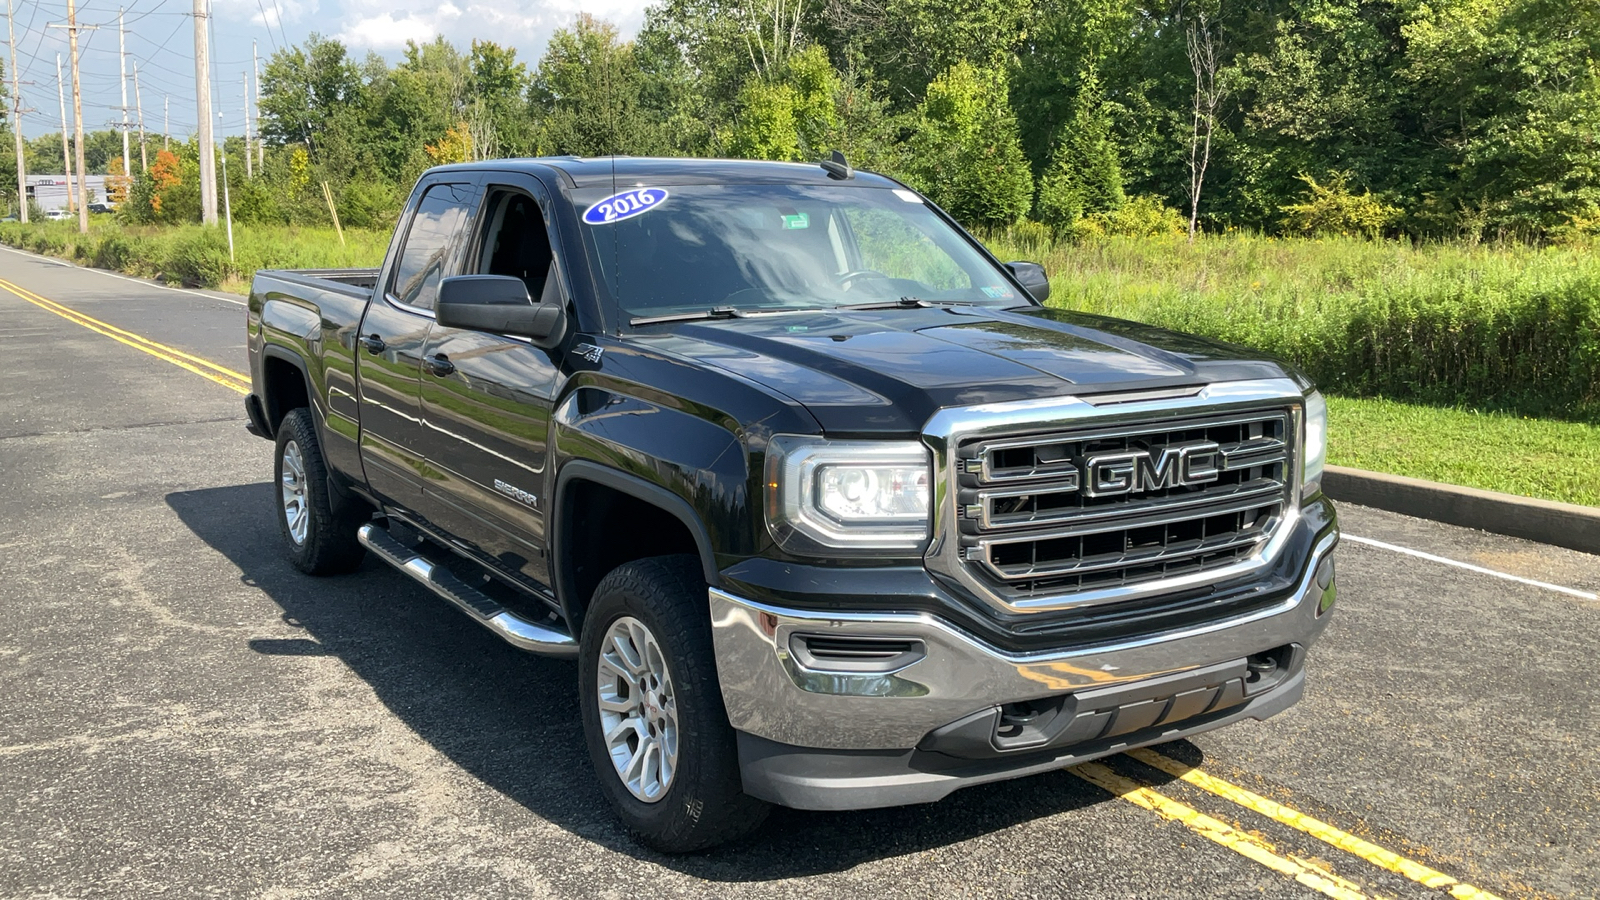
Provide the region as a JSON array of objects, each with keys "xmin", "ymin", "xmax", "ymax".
[
  {"xmin": 765, "ymin": 436, "xmax": 931, "ymax": 555},
  {"xmin": 1302, "ymin": 391, "xmax": 1327, "ymax": 498}
]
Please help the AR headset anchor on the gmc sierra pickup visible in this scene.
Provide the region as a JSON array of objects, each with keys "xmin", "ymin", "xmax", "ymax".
[{"xmin": 245, "ymin": 155, "xmax": 1338, "ymax": 851}]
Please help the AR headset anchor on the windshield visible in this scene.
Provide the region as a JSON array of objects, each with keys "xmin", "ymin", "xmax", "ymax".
[{"xmin": 572, "ymin": 183, "xmax": 1026, "ymax": 322}]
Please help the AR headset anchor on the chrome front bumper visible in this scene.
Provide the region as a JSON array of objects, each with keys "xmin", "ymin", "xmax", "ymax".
[{"xmin": 711, "ymin": 530, "xmax": 1338, "ymax": 752}]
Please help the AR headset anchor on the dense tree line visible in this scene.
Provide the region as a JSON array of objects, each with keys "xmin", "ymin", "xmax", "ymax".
[{"xmin": 5, "ymin": 0, "xmax": 1597, "ymax": 240}]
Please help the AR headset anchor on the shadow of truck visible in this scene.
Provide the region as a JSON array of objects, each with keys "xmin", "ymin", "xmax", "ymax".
[{"xmin": 168, "ymin": 482, "xmax": 1130, "ymax": 879}]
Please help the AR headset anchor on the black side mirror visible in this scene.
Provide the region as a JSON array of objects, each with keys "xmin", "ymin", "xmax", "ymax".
[
  {"xmin": 437, "ymin": 274, "xmax": 567, "ymax": 348},
  {"xmin": 1004, "ymin": 261, "xmax": 1051, "ymax": 303}
]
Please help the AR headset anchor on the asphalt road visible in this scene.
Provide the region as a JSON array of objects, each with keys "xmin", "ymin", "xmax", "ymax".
[{"xmin": 2, "ymin": 244, "xmax": 1596, "ymax": 899}]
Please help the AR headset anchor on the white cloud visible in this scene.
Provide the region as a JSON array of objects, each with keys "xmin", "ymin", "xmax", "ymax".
[
  {"xmin": 214, "ymin": 0, "xmax": 320, "ymax": 34},
  {"xmin": 333, "ymin": 0, "xmax": 648, "ymax": 54}
]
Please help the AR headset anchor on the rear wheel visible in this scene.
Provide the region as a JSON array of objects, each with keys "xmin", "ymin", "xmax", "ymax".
[
  {"xmin": 579, "ymin": 555, "xmax": 769, "ymax": 852},
  {"xmin": 274, "ymin": 408, "xmax": 365, "ymax": 575}
]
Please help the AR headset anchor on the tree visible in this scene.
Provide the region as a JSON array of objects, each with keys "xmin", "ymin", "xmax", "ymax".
[
  {"xmin": 726, "ymin": 45, "xmax": 840, "ymax": 160},
  {"xmin": 638, "ymin": 0, "xmax": 809, "ymax": 139},
  {"xmin": 907, "ymin": 62, "xmax": 1033, "ymax": 226},
  {"xmin": 1278, "ymin": 171, "xmax": 1399, "ymax": 237},
  {"xmin": 106, "ymin": 157, "xmax": 132, "ymax": 203},
  {"xmin": 1011, "ymin": 0, "xmax": 1138, "ymax": 176},
  {"xmin": 1184, "ymin": 8, "xmax": 1227, "ymax": 241},
  {"xmin": 1221, "ymin": 0, "xmax": 1408, "ymax": 229},
  {"xmin": 369, "ymin": 39, "xmax": 469, "ymax": 179},
  {"xmin": 823, "ymin": 0, "xmax": 1033, "ymax": 104},
  {"xmin": 259, "ymin": 35, "xmax": 363, "ymax": 150},
  {"xmin": 737, "ymin": 0, "xmax": 808, "ymax": 80},
  {"xmin": 1036, "ymin": 71, "xmax": 1125, "ymax": 228},
  {"xmin": 468, "ymin": 41, "xmax": 533, "ymax": 157},
  {"xmin": 136, "ymin": 148, "xmax": 182, "ymax": 218},
  {"xmin": 531, "ymin": 15, "xmax": 654, "ymax": 156},
  {"xmin": 1401, "ymin": 0, "xmax": 1600, "ymax": 237},
  {"xmin": 424, "ymin": 122, "xmax": 474, "ymax": 165}
]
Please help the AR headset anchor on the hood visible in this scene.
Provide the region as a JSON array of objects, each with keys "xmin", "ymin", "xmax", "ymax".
[{"xmin": 634, "ymin": 305, "xmax": 1291, "ymax": 433}]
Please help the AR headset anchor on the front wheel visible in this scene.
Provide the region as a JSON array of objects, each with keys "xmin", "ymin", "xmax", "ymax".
[{"xmin": 579, "ymin": 555, "xmax": 769, "ymax": 852}]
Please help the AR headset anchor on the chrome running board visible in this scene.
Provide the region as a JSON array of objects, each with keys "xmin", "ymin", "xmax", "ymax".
[{"xmin": 357, "ymin": 523, "xmax": 578, "ymax": 659}]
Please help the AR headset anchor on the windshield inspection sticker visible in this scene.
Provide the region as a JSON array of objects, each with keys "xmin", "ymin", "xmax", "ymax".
[
  {"xmin": 583, "ymin": 188, "xmax": 668, "ymax": 225},
  {"xmin": 782, "ymin": 212, "xmax": 810, "ymax": 229},
  {"xmin": 981, "ymin": 286, "xmax": 1016, "ymax": 299}
]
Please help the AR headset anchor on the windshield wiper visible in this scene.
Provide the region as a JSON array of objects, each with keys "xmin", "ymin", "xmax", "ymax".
[
  {"xmin": 631, "ymin": 297, "xmax": 986, "ymax": 326},
  {"xmin": 630, "ymin": 306, "xmax": 746, "ymax": 326},
  {"xmin": 631, "ymin": 305, "xmax": 841, "ymax": 326},
  {"xmin": 835, "ymin": 296, "xmax": 983, "ymax": 311}
]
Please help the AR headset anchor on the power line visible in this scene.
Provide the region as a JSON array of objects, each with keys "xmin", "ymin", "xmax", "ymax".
[
  {"xmin": 253, "ymin": 0, "xmax": 277, "ymax": 52},
  {"xmin": 268, "ymin": 0, "xmax": 287, "ymax": 53},
  {"xmin": 10, "ymin": 0, "xmax": 283, "ymax": 144}
]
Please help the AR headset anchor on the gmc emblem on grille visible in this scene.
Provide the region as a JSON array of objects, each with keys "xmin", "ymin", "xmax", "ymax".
[{"xmin": 1082, "ymin": 440, "xmax": 1221, "ymax": 497}]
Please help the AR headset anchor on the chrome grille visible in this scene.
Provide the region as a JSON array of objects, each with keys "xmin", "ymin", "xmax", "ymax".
[{"xmin": 954, "ymin": 408, "xmax": 1294, "ymax": 602}]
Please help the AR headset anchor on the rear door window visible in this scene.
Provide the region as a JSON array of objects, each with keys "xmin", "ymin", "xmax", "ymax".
[{"xmin": 391, "ymin": 183, "xmax": 475, "ymax": 311}]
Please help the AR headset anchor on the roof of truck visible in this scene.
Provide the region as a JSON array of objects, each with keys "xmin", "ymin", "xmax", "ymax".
[{"xmin": 432, "ymin": 156, "xmax": 905, "ymax": 190}]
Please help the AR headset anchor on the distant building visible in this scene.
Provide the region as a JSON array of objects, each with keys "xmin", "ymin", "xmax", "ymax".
[{"xmin": 26, "ymin": 175, "xmax": 112, "ymax": 211}]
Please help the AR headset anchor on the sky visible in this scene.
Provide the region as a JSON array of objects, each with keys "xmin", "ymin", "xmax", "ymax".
[{"xmin": 4, "ymin": 0, "xmax": 650, "ymax": 145}]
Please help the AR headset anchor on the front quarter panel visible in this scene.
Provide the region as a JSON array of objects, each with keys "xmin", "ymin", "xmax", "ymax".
[{"xmin": 550, "ymin": 334, "xmax": 822, "ymax": 577}]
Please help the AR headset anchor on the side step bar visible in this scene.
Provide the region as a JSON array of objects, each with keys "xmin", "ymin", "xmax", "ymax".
[{"xmin": 357, "ymin": 523, "xmax": 578, "ymax": 659}]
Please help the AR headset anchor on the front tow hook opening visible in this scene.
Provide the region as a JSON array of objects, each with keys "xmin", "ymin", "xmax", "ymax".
[{"xmin": 1243, "ymin": 644, "xmax": 1296, "ymax": 696}]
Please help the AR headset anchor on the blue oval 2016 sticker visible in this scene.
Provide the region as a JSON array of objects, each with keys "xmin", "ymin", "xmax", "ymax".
[{"xmin": 583, "ymin": 188, "xmax": 668, "ymax": 225}]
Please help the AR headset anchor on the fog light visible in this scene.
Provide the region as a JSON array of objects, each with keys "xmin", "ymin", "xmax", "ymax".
[{"xmin": 1315, "ymin": 557, "xmax": 1336, "ymax": 615}]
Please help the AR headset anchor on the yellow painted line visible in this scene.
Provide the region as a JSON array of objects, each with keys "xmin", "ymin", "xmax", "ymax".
[
  {"xmin": 0, "ymin": 276, "xmax": 250, "ymax": 395},
  {"xmin": 1128, "ymin": 749, "xmax": 1503, "ymax": 900},
  {"xmin": 1070, "ymin": 761, "xmax": 1382, "ymax": 900}
]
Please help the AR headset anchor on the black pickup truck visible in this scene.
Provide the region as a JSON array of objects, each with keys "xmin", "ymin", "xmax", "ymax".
[{"xmin": 245, "ymin": 156, "xmax": 1338, "ymax": 851}]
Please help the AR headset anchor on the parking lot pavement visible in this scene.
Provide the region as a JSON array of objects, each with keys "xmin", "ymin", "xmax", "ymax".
[{"xmin": 1, "ymin": 260, "xmax": 1594, "ymax": 899}]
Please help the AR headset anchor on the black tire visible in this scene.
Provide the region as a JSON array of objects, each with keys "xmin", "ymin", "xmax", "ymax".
[
  {"xmin": 274, "ymin": 407, "xmax": 366, "ymax": 575},
  {"xmin": 579, "ymin": 555, "xmax": 769, "ymax": 852}
]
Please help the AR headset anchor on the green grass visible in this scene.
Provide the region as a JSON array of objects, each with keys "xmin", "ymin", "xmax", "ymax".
[
  {"xmin": 1328, "ymin": 395, "xmax": 1600, "ymax": 506},
  {"xmin": 982, "ymin": 230, "xmax": 1600, "ymax": 422},
  {"xmin": 4, "ymin": 218, "xmax": 1597, "ymax": 503},
  {"xmin": 0, "ymin": 220, "xmax": 388, "ymax": 293}
]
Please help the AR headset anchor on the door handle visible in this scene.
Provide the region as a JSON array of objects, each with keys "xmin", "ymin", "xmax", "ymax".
[
  {"xmin": 423, "ymin": 353, "xmax": 456, "ymax": 377},
  {"xmin": 359, "ymin": 333, "xmax": 386, "ymax": 355}
]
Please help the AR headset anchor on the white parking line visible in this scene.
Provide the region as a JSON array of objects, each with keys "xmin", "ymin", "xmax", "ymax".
[
  {"xmin": 1344, "ymin": 534, "xmax": 1598, "ymax": 600},
  {"xmin": 0, "ymin": 243, "xmax": 249, "ymax": 306}
]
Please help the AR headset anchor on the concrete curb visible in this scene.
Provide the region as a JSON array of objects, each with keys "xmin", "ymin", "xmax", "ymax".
[{"xmin": 1323, "ymin": 465, "xmax": 1600, "ymax": 556}]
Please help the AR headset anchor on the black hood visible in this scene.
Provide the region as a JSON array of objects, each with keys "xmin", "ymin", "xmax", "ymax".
[{"xmin": 634, "ymin": 305, "xmax": 1292, "ymax": 433}]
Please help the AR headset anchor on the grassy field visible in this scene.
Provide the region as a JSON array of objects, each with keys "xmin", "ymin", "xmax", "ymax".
[
  {"xmin": 0, "ymin": 220, "xmax": 388, "ymax": 294},
  {"xmin": 986, "ymin": 230, "xmax": 1600, "ymax": 422},
  {"xmin": 1328, "ymin": 396, "xmax": 1600, "ymax": 506},
  {"xmin": 4, "ymin": 219, "xmax": 1597, "ymax": 503}
]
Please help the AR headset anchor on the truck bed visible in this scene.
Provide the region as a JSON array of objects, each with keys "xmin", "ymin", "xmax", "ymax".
[{"xmin": 255, "ymin": 268, "xmax": 380, "ymax": 299}]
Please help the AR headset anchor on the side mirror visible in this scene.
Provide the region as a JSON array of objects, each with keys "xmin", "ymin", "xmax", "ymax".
[
  {"xmin": 436, "ymin": 274, "xmax": 567, "ymax": 348},
  {"xmin": 1004, "ymin": 261, "xmax": 1051, "ymax": 303}
]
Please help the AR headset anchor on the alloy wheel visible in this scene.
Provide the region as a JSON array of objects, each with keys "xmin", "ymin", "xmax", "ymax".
[
  {"xmin": 596, "ymin": 616, "xmax": 680, "ymax": 802},
  {"xmin": 280, "ymin": 439, "xmax": 309, "ymax": 546}
]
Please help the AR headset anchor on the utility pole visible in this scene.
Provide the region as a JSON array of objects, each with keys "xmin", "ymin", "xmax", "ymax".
[
  {"xmin": 193, "ymin": 0, "xmax": 217, "ymax": 224},
  {"xmin": 49, "ymin": 0, "xmax": 93, "ymax": 231},
  {"xmin": 242, "ymin": 72, "xmax": 251, "ymax": 178},
  {"xmin": 133, "ymin": 63, "xmax": 146, "ymax": 172},
  {"xmin": 118, "ymin": 9, "xmax": 129, "ymax": 186},
  {"xmin": 163, "ymin": 95, "xmax": 168, "ymax": 151},
  {"xmin": 55, "ymin": 53, "xmax": 72, "ymax": 214},
  {"xmin": 6, "ymin": 0, "xmax": 27, "ymax": 222},
  {"xmin": 253, "ymin": 40, "xmax": 262, "ymax": 168},
  {"xmin": 70, "ymin": 0, "xmax": 88, "ymax": 232}
]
